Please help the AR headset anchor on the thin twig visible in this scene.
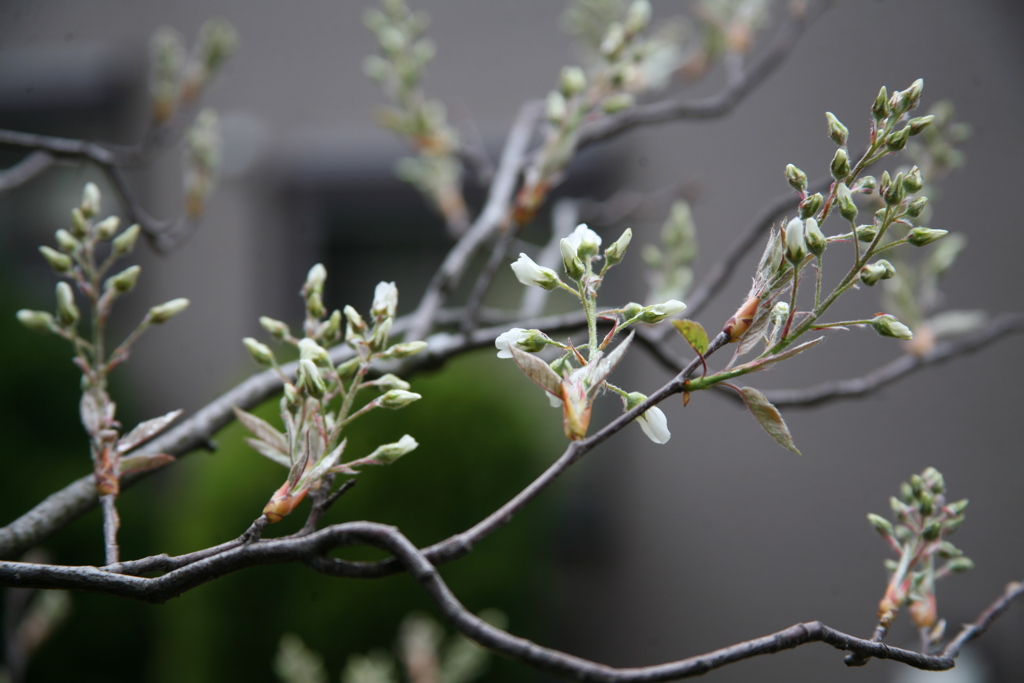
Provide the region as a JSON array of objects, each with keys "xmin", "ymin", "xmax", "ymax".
[
  {"xmin": 0, "ymin": 151, "xmax": 55, "ymax": 192},
  {"xmin": 99, "ymin": 494, "xmax": 120, "ymax": 566},
  {"xmin": 460, "ymin": 225, "xmax": 519, "ymax": 337}
]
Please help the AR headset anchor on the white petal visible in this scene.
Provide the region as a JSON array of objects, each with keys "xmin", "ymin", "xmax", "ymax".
[
  {"xmin": 495, "ymin": 328, "xmax": 527, "ymax": 358},
  {"xmin": 638, "ymin": 406, "xmax": 671, "ymax": 444}
]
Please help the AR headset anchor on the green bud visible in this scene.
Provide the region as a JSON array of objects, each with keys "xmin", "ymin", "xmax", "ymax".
[
  {"xmin": 242, "ymin": 337, "xmax": 275, "ymax": 365},
  {"xmin": 785, "ymin": 163, "xmax": 808, "ymax": 193},
  {"xmin": 770, "ymin": 301, "xmax": 789, "ymax": 326},
  {"xmin": 112, "ymin": 224, "xmax": 141, "ymax": 256},
  {"xmin": 601, "ymin": 92, "xmax": 635, "ymax": 114},
  {"xmin": 306, "ymin": 291, "xmax": 325, "ymax": 318},
  {"xmin": 370, "ymin": 317, "xmax": 393, "ymax": 351},
  {"xmin": 910, "ymin": 474, "xmax": 925, "ymax": 496},
  {"xmin": 886, "ymin": 126, "xmax": 910, "ymax": 152},
  {"xmin": 367, "ymin": 434, "xmax": 418, "ymax": 464},
  {"xmin": 918, "ymin": 491, "xmax": 934, "ymax": 516},
  {"xmin": 835, "ymin": 183, "xmax": 858, "ymax": 222},
  {"xmin": 39, "ymin": 246, "xmax": 73, "ymax": 274},
  {"xmin": 343, "ymin": 305, "xmax": 367, "ymax": 335},
  {"xmin": 825, "ymin": 112, "xmax": 849, "ymax": 146},
  {"xmin": 803, "ymin": 218, "xmax": 826, "ymax": 257},
  {"xmin": 375, "ymin": 373, "xmax": 411, "ymax": 393},
  {"xmin": 906, "ymin": 196, "xmax": 928, "ymax": 218},
  {"xmin": 903, "ymin": 166, "xmax": 923, "ymax": 193},
  {"xmin": 908, "ymin": 115, "xmax": 935, "ymax": 135},
  {"xmin": 638, "ymin": 300, "xmax": 687, "ymax": 324},
  {"xmin": 105, "ymin": 265, "xmax": 141, "ymax": 294},
  {"xmin": 560, "ymin": 239, "xmax": 586, "ymax": 280},
  {"xmin": 378, "ymin": 389, "xmax": 422, "ymax": 409},
  {"xmin": 623, "ymin": 302, "xmax": 644, "ymax": 320},
  {"xmin": 946, "ymin": 499, "xmax": 969, "ymax": 515},
  {"xmin": 600, "ymin": 22, "xmax": 625, "ymax": 58},
  {"xmin": 922, "ymin": 467, "xmax": 945, "ymax": 493},
  {"xmin": 945, "ymin": 557, "xmax": 974, "ymax": 573},
  {"xmin": 55, "ymin": 281, "xmax": 79, "ymax": 326},
  {"xmin": 259, "ymin": 316, "xmax": 290, "ymax": 339},
  {"xmin": 81, "ymin": 182, "xmax": 101, "ymax": 218},
  {"xmin": 320, "ymin": 309, "xmax": 342, "ymax": 341},
  {"xmin": 859, "ymin": 260, "xmax": 895, "ymax": 286},
  {"xmin": 798, "ymin": 192, "xmax": 822, "ymax": 219},
  {"xmin": 335, "ymin": 357, "xmax": 360, "ymax": 379},
  {"xmin": 604, "ymin": 228, "xmax": 632, "ymax": 266},
  {"xmin": 559, "ymin": 65, "xmax": 587, "ymax": 98},
  {"xmin": 853, "ymin": 175, "xmax": 876, "ymax": 193},
  {"xmin": 148, "ymin": 297, "xmax": 190, "ymax": 323},
  {"xmin": 624, "ymin": 0, "xmax": 652, "ymax": 35},
  {"xmin": 94, "ymin": 216, "xmax": 120, "ymax": 240},
  {"xmin": 937, "ymin": 541, "xmax": 962, "ymax": 558},
  {"xmin": 830, "ymin": 148, "xmax": 850, "ymax": 181},
  {"xmin": 884, "ymin": 173, "xmax": 906, "ymax": 206},
  {"xmin": 908, "ymin": 227, "xmax": 948, "ymax": 247},
  {"xmin": 55, "ymin": 229, "xmax": 79, "ymax": 253},
  {"xmin": 298, "ymin": 338, "xmax": 332, "ymax": 366},
  {"xmin": 867, "ymin": 513, "xmax": 895, "ymax": 538},
  {"xmin": 16, "ymin": 309, "xmax": 55, "ymax": 334},
  {"xmin": 303, "ymin": 263, "xmax": 327, "ymax": 296},
  {"xmin": 298, "ymin": 359, "xmax": 326, "ymax": 398},
  {"xmin": 380, "ymin": 340, "xmax": 428, "ymax": 359},
  {"xmin": 872, "ymin": 86, "xmax": 889, "ymax": 121},
  {"xmin": 871, "ymin": 314, "xmax": 913, "ymax": 340},
  {"xmin": 283, "ymin": 382, "xmax": 301, "ymax": 407},
  {"xmin": 900, "ymin": 481, "xmax": 914, "ymax": 503},
  {"xmin": 943, "ymin": 515, "xmax": 965, "ymax": 534},
  {"xmin": 901, "ymin": 78, "xmax": 924, "ymax": 112},
  {"xmin": 70, "ymin": 208, "xmax": 89, "ymax": 237},
  {"xmin": 922, "ymin": 520, "xmax": 942, "ymax": 541}
]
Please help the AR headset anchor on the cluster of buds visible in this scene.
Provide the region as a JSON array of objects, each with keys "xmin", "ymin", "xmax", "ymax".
[
  {"xmin": 363, "ymin": 0, "xmax": 466, "ymax": 231},
  {"xmin": 501, "ymin": 224, "xmax": 683, "ymax": 442},
  {"xmin": 868, "ymin": 468, "xmax": 971, "ymax": 648},
  {"xmin": 149, "ymin": 19, "xmax": 238, "ymax": 125},
  {"xmin": 183, "ymin": 108, "xmax": 222, "ymax": 219},
  {"xmin": 16, "ymin": 183, "xmax": 186, "ymax": 539},
  {"xmin": 643, "ymin": 200, "xmax": 698, "ymax": 305},
  {"xmin": 237, "ymin": 266, "xmax": 426, "ymax": 524}
]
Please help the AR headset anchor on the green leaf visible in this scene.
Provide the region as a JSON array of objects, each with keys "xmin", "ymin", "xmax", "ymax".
[
  {"xmin": 672, "ymin": 319, "xmax": 708, "ymax": 355},
  {"xmin": 739, "ymin": 386, "xmax": 801, "ymax": 454}
]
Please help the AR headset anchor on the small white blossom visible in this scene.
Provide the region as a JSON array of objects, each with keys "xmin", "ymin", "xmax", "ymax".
[
  {"xmin": 511, "ymin": 253, "xmax": 560, "ymax": 290},
  {"xmin": 564, "ymin": 223, "xmax": 602, "ymax": 258},
  {"xmin": 639, "ymin": 299, "xmax": 687, "ymax": 323},
  {"xmin": 496, "ymin": 328, "xmax": 528, "ymax": 359}
]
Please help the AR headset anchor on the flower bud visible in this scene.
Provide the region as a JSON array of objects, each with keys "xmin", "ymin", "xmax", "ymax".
[
  {"xmin": 343, "ymin": 306, "xmax": 367, "ymax": 339},
  {"xmin": 825, "ymin": 111, "xmax": 848, "ymax": 146},
  {"xmin": 785, "ymin": 163, "xmax": 807, "ymax": 193},
  {"xmin": 111, "ymin": 224, "xmax": 141, "ymax": 256},
  {"xmin": 908, "ymin": 227, "xmax": 948, "ymax": 247},
  {"xmin": 600, "ymin": 22, "xmax": 625, "ymax": 58},
  {"xmin": 908, "ymin": 115, "xmax": 935, "ymax": 135},
  {"xmin": 303, "ymin": 263, "xmax": 327, "ymax": 296},
  {"xmin": 830, "ymin": 148, "xmax": 850, "ymax": 181},
  {"xmin": 922, "ymin": 520, "xmax": 942, "ymax": 541},
  {"xmin": 798, "ymin": 192, "xmax": 822, "ymax": 219},
  {"xmin": 901, "ymin": 78, "xmax": 924, "ymax": 112},
  {"xmin": 298, "ymin": 358, "xmax": 326, "ymax": 397},
  {"xmin": 55, "ymin": 281, "xmax": 79, "ymax": 326},
  {"xmin": 335, "ymin": 357, "xmax": 360, "ymax": 379},
  {"xmin": 770, "ymin": 301, "xmax": 790, "ymax": 326},
  {"xmin": 375, "ymin": 373, "xmax": 411, "ymax": 392},
  {"xmin": 70, "ymin": 208, "xmax": 89, "ymax": 237},
  {"xmin": 148, "ymin": 297, "xmax": 190, "ymax": 323},
  {"xmin": 94, "ymin": 216, "xmax": 120, "ymax": 240},
  {"xmin": 511, "ymin": 253, "xmax": 561, "ymax": 290},
  {"xmin": 872, "ymin": 86, "xmax": 889, "ymax": 121},
  {"xmin": 903, "ymin": 166, "xmax": 923, "ymax": 193},
  {"xmin": 368, "ymin": 434, "xmax": 419, "ymax": 464},
  {"xmin": 884, "ymin": 172, "xmax": 906, "ymax": 206},
  {"xmin": 381, "ymin": 340, "xmax": 428, "ymax": 359},
  {"xmin": 319, "ymin": 309, "xmax": 342, "ymax": 341},
  {"xmin": 259, "ymin": 316, "xmax": 290, "ymax": 339},
  {"xmin": 371, "ymin": 281, "xmax": 398, "ymax": 319},
  {"xmin": 853, "ymin": 175, "xmax": 876, "ymax": 193},
  {"xmin": 378, "ymin": 389, "xmax": 422, "ymax": 409},
  {"xmin": 856, "ymin": 225, "xmax": 878, "ymax": 243},
  {"xmin": 623, "ymin": 302, "xmax": 644, "ymax": 320},
  {"xmin": 860, "ymin": 260, "xmax": 895, "ymax": 286},
  {"xmin": 559, "ymin": 65, "xmax": 587, "ymax": 98},
  {"xmin": 886, "ymin": 126, "xmax": 910, "ymax": 152},
  {"xmin": 242, "ymin": 337, "xmax": 275, "ymax": 365},
  {"xmin": 546, "ymin": 90, "xmax": 568, "ymax": 122},
  {"xmin": 871, "ymin": 314, "xmax": 913, "ymax": 340},
  {"xmin": 559, "ymin": 239, "xmax": 585, "ymax": 280},
  {"xmin": 39, "ymin": 246, "xmax": 73, "ymax": 274},
  {"xmin": 835, "ymin": 183, "xmax": 858, "ymax": 222},
  {"xmin": 604, "ymin": 228, "xmax": 632, "ymax": 266},
  {"xmin": 867, "ymin": 513, "xmax": 895, "ymax": 538},
  {"xmin": 624, "ymin": 0, "xmax": 652, "ymax": 35},
  {"xmin": 946, "ymin": 498, "xmax": 969, "ymax": 515},
  {"xmin": 105, "ymin": 265, "xmax": 141, "ymax": 293},
  {"xmin": 282, "ymin": 382, "xmax": 300, "ymax": 407},
  {"xmin": 370, "ymin": 317, "xmax": 393, "ymax": 351},
  {"xmin": 55, "ymin": 229, "xmax": 79, "ymax": 253},
  {"xmin": 803, "ymin": 217, "xmax": 826, "ymax": 257},
  {"xmin": 784, "ymin": 216, "xmax": 806, "ymax": 264},
  {"xmin": 945, "ymin": 557, "xmax": 974, "ymax": 573},
  {"xmin": 298, "ymin": 338, "xmax": 332, "ymax": 366},
  {"xmin": 81, "ymin": 182, "xmax": 101, "ymax": 218},
  {"xmin": 16, "ymin": 309, "xmax": 55, "ymax": 334},
  {"xmin": 637, "ymin": 300, "xmax": 686, "ymax": 324},
  {"xmin": 568, "ymin": 223, "xmax": 602, "ymax": 258},
  {"xmin": 601, "ymin": 93, "xmax": 634, "ymax": 114},
  {"xmin": 306, "ymin": 291, "xmax": 325, "ymax": 318},
  {"xmin": 906, "ymin": 196, "xmax": 928, "ymax": 218}
]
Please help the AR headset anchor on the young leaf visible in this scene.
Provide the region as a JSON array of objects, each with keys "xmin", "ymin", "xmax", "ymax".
[
  {"xmin": 739, "ymin": 386, "xmax": 801, "ymax": 454},
  {"xmin": 672, "ymin": 319, "xmax": 709, "ymax": 355},
  {"xmin": 740, "ymin": 336, "xmax": 824, "ymax": 373},
  {"xmin": 509, "ymin": 346, "xmax": 563, "ymax": 397},
  {"xmin": 584, "ymin": 331, "xmax": 634, "ymax": 393},
  {"xmin": 117, "ymin": 409, "xmax": 184, "ymax": 454},
  {"xmin": 734, "ymin": 299, "xmax": 773, "ymax": 359},
  {"xmin": 232, "ymin": 406, "xmax": 289, "ymax": 455},
  {"xmin": 244, "ymin": 437, "xmax": 291, "ymax": 467}
]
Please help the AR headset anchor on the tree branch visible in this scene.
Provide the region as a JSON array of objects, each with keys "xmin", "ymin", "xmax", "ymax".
[{"xmin": 0, "ymin": 151, "xmax": 56, "ymax": 193}]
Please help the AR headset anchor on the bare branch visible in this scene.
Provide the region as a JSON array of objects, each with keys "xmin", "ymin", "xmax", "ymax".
[
  {"xmin": 575, "ymin": 2, "xmax": 829, "ymax": 151},
  {"xmin": 0, "ymin": 151, "xmax": 55, "ymax": 193},
  {"xmin": 0, "ymin": 522, "xmax": 1018, "ymax": 681}
]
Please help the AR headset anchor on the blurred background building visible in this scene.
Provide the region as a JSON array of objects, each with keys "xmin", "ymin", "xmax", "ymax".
[{"xmin": 0, "ymin": 1, "xmax": 1022, "ymax": 682}]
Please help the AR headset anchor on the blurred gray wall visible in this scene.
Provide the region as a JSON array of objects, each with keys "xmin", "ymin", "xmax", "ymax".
[{"xmin": 1, "ymin": 1, "xmax": 1022, "ymax": 682}]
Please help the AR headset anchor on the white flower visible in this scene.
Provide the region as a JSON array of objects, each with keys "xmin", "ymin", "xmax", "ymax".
[
  {"xmin": 368, "ymin": 434, "xmax": 419, "ymax": 464},
  {"xmin": 564, "ymin": 223, "xmax": 602, "ymax": 258},
  {"xmin": 784, "ymin": 216, "xmax": 806, "ymax": 263},
  {"xmin": 511, "ymin": 253, "xmax": 560, "ymax": 290},
  {"xmin": 495, "ymin": 328, "xmax": 528, "ymax": 358},
  {"xmin": 371, "ymin": 281, "xmax": 398, "ymax": 318},
  {"xmin": 639, "ymin": 299, "xmax": 687, "ymax": 323},
  {"xmin": 637, "ymin": 406, "xmax": 671, "ymax": 444}
]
